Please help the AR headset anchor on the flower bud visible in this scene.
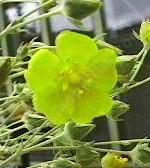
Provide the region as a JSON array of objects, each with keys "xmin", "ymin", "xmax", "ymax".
[
  {"xmin": 63, "ymin": 0, "xmax": 102, "ymax": 20},
  {"xmin": 140, "ymin": 20, "xmax": 150, "ymax": 47},
  {"xmin": 101, "ymin": 153, "xmax": 129, "ymax": 168}
]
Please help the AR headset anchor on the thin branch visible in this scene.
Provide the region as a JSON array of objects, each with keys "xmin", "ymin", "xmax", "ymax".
[
  {"xmin": 94, "ymin": 138, "xmax": 150, "ymax": 146},
  {"xmin": 0, "ymin": 7, "xmax": 62, "ymax": 38}
]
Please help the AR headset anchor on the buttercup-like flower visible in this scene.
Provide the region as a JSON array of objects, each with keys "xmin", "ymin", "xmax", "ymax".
[{"xmin": 26, "ymin": 31, "xmax": 118, "ymax": 125}]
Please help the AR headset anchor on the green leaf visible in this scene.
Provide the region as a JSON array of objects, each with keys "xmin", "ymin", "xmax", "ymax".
[
  {"xmin": 54, "ymin": 122, "xmax": 74, "ymax": 147},
  {"xmin": 68, "ymin": 122, "xmax": 95, "ymax": 140},
  {"xmin": 131, "ymin": 143, "xmax": 150, "ymax": 167},
  {"xmin": 71, "ymin": 88, "xmax": 113, "ymax": 124},
  {"xmin": 54, "ymin": 122, "xmax": 94, "ymax": 150},
  {"xmin": 56, "ymin": 31, "xmax": 99, "ymax": 64},
  {"xmin": 25, "ymin": 49, "xmax": 61, "ymax": 93},
  {"xmin": 88, "ymin": 48, "xmax": 118, "ymax": 92},
  {"xmin": 107, "ymin": 100, "xmax": 130, "ymax": 120},
  {"xmin": 33, "ymin": 84, "xmax": 74, "ymax": 125}
]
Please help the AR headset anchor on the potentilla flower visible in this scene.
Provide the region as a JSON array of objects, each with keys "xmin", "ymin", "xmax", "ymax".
[{"xmin": 25, "ymin": 31, "xmax": 118, "ymax": 125}]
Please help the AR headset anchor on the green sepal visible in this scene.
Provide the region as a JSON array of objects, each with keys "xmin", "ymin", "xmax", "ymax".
[
  {"xmin": 116, "ymin": 55, "xmax": 137, "ymax": 76},
  {"xmin": 76, "ymin": 144, "xmax": 101, "ymax": 168},
  {"xmin": 23, "ymin": 112, "xmax": 48, "ymax": 130},
  {"xmin": 107, "ymin": 100, "xmax": 130, "ymax": 121},
  {"xmin": 54, "ymin": 122, "xmax": 95, "ymax": 147}
]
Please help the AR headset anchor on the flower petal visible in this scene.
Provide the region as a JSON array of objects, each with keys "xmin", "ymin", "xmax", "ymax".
[
  {"xmin": 56, "ymin": 31, "xmax": 99, "ymax": 64},
  {"xmin": 71, "ymin": 89, "xmax": 113, "ymax": 124},
  {"xmin": 88, "ymin": 48, "xmax": 118, "ymax": 92},
  {"xmin": 26, "ymin": 49, "xmax": 61, "ymax": 93},
  {"xmin": 33, "ymin": 85, "xmax": 74, "ymax": 125}
]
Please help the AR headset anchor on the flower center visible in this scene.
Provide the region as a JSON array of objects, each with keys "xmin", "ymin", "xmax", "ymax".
[
  {"xmin": 69, "ymin": 71, "xmax": 81, "ymax": 85},
  {"xmin": 59, "ymin": 64, "xmax": 94, "ymax": 93}
]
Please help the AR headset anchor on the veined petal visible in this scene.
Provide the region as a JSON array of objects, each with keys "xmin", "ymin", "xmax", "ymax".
[
  {"xmin": 26, "ymin": 49, "xmax": 61, "ymax": 93},
  {"xmin": 33, "ymin": 85, "xmax": 74, "ymax": 125},
  {"xmin": 56, "ymin": 31, "xmax": 99, "ymax": 64},
  {"xmin": 88, "ymin": 48, "xmax": 118, "ymax": 92},
  {"xmin": 71, "ymin": 89, "xmax": 113, "ymax": 124}
]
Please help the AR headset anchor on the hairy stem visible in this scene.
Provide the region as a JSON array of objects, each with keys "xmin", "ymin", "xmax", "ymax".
[
  {"xmin": 0, "ymin": 7, "xmax": 62, "ymax": 38},
  {"xmin": 94, "ymin": 138, "xmax": 150, "ymax": 146}
]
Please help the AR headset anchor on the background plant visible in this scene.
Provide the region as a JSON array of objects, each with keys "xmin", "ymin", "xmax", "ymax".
[{"xmin": 0, "ymin": 0, "xmax": 150, "ymax": 168}]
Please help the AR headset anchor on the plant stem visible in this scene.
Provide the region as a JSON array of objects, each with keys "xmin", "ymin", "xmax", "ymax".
[
  {"xmin": 0, "ymin": 7, "xmax": 62, "ymax": 38},
  {"xmin": 135, "ymin": 46, "xmax": 145, "ymax": 60},
  {"xmin": 0, "ymin": 143, "xmax": 25, "ymax": 167},
  {"xmin": 22, "ymin": 120, "xmax": 49, "ymax": 147},
  {"xmin": 0, "ymin": 0, "xmax": 39, "ymax": 3},
  {"xmin": 94, "ymin": 138, "xmax": 150, "ymax": 146},
  {"xmin": 26, "ymin": 125, "xmax": 59, "ymax": 148},
  {"xmin": 28, "ymin": 145, "xmax": 80, "ymax": 152},
  {"xmin": 27, "ymin": 160, "xmax": 54, "ymax": 168},
  {"xmin": 112, "ymin": 48, "xmax": 149, "ymax": 97},
  {"xmin": 127, "ymin": 76, "xmax": 150, "ymax": 90},
  {"xmin": 93, "ymin": 147, "xmax": 131, "ymax": 156},
  {"xmin": 128, "ymin": 49, "xmax": 149, "ymax": 83},
  {"xmin": 14, "ymin": 0, "xmax": 57, "ymax": 25},
  {"xmin": 0, "ymin": 95, "xmax": 18, "ymax": 102},
  {"xmin": 9, "ymin": 70, "xmax": 25, "ymax": 79},
  {"xmin": 7, "ymin": 119, "xmax": 22, "ymax": 128},
  {"xmin": 15, "ymin": 61, "xmax": 29, "ymax": 67},
  {"xmin": 0, "ymin": 124, "xmax": 25, "ymax": 139},
  {"xmin": 23, "ymin": 137, "xmax": 56, "ymax": 153}
]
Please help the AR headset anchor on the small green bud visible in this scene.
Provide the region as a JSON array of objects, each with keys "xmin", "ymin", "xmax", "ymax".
[
  {"xmin": 140, "ymin": 20, "xmax": 150, "ymax": 47},
  {"xmin": 63, "ymin": 0, "xmax": 102, "ymax": 20},
  {"xmin": 41, "ymin": 0, "xmax": 57, "ymax": 10}
]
